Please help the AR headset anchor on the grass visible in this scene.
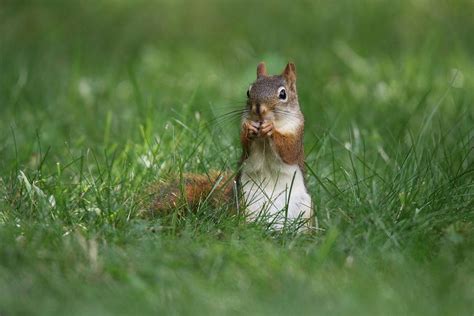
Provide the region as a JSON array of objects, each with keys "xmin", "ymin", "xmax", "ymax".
[{"xmin": 1, "ymin": 0, "xmax": 473, "ymax": 315}]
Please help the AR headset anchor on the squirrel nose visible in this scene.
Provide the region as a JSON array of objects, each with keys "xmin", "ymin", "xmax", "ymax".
[{"xmin": 254, "ymin": 103, "xmax": 268, "ymax": 116}]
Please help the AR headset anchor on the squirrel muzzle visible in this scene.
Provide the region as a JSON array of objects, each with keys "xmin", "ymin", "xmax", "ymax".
[{"xmin": 251, "ymin": 102, "xmax": 270, "ymax": 121}]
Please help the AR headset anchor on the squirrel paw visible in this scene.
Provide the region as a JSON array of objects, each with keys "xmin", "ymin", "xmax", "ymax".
[
  {"xmin": 244, "ymin": 121, "xmax": 260, "ymax": 139},
  {"xmin": 259, "ymin": 120, "xmax": 274, "ymax": 137}
]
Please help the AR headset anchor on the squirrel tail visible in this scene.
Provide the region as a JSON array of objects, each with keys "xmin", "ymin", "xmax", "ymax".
[{"xmin": 143, "ymin": 171, "xmax": 236, "ymax": 215}]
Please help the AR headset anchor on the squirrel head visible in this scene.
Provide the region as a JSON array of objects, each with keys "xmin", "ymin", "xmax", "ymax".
[{"xmin": 246, "ymin": 62, "xmax": 300, "ymax": 122}]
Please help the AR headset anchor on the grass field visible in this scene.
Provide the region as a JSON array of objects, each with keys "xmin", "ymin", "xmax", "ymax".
[{"xmin": 1, "ymin": 1, "xmax": 473, "ymax": 315}]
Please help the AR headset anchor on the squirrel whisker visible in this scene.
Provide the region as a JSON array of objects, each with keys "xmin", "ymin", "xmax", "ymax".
[{"xmin": 210, "ymin": 109, "xmax": 246, "ymax": 119}]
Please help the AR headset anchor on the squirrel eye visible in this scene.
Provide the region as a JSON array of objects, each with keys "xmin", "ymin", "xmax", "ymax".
[
  {"xmin": 278, "ymin": 87, "xmax": 287, "ymax": 102},
  {"xmin": 247, "ymin": 85, "xmax": 252, "ymax": 98}
]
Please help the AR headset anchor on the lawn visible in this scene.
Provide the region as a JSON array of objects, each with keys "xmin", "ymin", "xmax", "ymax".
[{"xmin": 1, "ymin": 1, "xmax": 473, "ymax": 315}]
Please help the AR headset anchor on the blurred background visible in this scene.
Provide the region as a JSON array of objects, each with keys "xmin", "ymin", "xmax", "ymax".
[
  {"xmin": 1, "ymin": 1, "xmax": 474, "ymax": 315},
  {"xmin": 1, "ymin": 0, "xmax": 473, "ymax": 169}
]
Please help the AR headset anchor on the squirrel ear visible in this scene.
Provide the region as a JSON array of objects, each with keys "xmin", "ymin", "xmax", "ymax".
[
  {"xmin": 257, "ymin": 62, "xmax": 267, "ymax": 78},
  {"xmin": 282, "ymin": 62, "xmax": 297, "ymax": 84}
]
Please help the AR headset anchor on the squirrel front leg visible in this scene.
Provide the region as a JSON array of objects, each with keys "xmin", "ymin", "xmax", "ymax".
[
  {"xmin": 240, "ymin": 120, "xmax": 259, "ymax": 159},
  {"xmin": 272, "ymin": 131, "xmax": 303, "ymax": 166},
  {"xmin": 260, "ymin": 121, "xmax": 304, "ymax": 167}
]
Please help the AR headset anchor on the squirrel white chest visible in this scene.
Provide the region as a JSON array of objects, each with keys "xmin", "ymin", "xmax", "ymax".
[{"xmin": 240, "ymin": 138, "xmax": 312, "ymax": 227}]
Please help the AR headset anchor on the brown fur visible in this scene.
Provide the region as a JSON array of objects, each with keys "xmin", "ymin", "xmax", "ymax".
[
  {"xmin": 272, "ymin": 127, "xmax": 305, "ymax": 170},
  {"xmin": 257, "ymin": 62, "xmax": 267, "ymax": 78},
  {"xmin": 242, "ymin": 62, "xmax": 305, "ymax": 168},
  {"xmin": 240, "ymin": 123, "xmax": 254, "ymax": 161},
  {"xmin": 144, "ymin": 171, "xmax": 235, "ymax": 215},
  {"xmin": 282, "ymin": 62, "xmax": 297, "ymax": 90},
  {"xmin": 145, "ymin": 62, "xmax": 308, "ymax": 219}
]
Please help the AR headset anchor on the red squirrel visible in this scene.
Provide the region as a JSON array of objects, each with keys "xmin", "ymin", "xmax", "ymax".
[{"xmin": 148, "ymin": 62, "xmax": 313, "ymax": 228}]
